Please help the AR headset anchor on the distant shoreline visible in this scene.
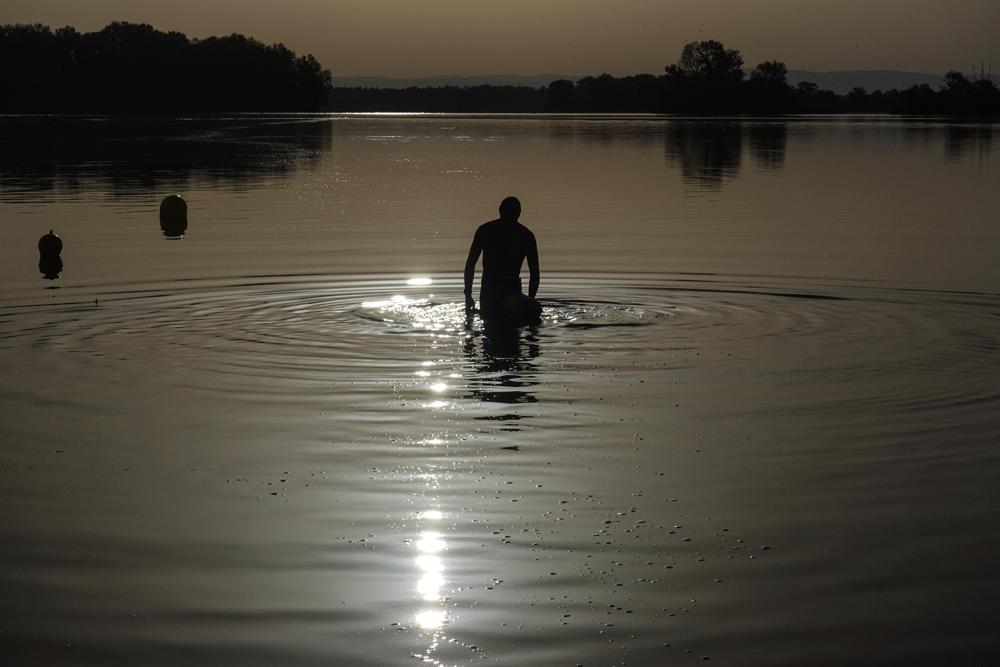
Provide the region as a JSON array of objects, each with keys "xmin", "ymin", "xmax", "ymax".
[
  {"xmin": 333, "ymin": 70, "xmax": 999, "ymax": 96},
  {"xmin": 2, "ymin": 23, "xmax": 996, "ymax": 116}
]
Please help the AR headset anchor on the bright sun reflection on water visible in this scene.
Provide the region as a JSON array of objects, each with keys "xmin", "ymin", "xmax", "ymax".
[
  {"xmin": 417, "ymin": 573, "xmax": 444, "ymax": 601},
  {"xmin": 407, "ymin": 277, "xmax": 433, "ymax": 286},
  {"xmin": 416, "ymin": 531, "xmax": 446, "ymax": 553},
  {"xmin": 429, "ymin": 382, "xmax": 448, "ymax": 393},
  {"xmin": 415, "ymin": 609, "xmax": 446, "ymax": 630},
  {"xmin": 416, "ymin": 554, "xmax": 443, "ymax": 571},
  {"xmin": 360, "ymin": 294, "xmax": 429, "ymax": 308},
  {"xmin": 415, "ymin": 526, "xmax": 449, "ymax": 630}
]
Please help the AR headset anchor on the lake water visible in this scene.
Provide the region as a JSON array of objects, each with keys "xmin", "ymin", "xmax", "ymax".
[{"xmin": 1, "ymin": 114, "xmax": 998, "ymax": 665}]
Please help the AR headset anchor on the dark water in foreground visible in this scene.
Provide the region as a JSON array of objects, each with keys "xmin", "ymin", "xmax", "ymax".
[{"xmin": 0, "ymin": 115, "xmax": 998, "ymax": 665}]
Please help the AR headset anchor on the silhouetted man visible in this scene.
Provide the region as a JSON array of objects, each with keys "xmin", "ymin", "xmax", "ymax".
[{"xmin": 464, "ymin": 196, "xmax": 540, "ymax": 322}]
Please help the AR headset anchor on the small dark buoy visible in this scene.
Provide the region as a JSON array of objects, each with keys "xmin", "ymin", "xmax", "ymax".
[
  {"xmin": 159, "ymin": 194, "xmax": 188, "ymax": 239},
  {"xmin": 38, "ymin": 229, "xmax": 62, "ymax": 256},
  {"xmin": 38, "ymin": 229, "xmax": 63, "ymax": 280}
]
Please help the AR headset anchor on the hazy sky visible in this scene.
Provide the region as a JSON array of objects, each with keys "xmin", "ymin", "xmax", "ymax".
[{"xmin": 3, "ymin": 0, "xmax": 998, "ymax": 76}]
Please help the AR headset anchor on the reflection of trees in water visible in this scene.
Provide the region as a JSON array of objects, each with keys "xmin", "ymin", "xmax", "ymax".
[
  {"xmin": 747, "ymin": 122, "xmax": 788, "ymax": 170},
  {"xmin": 462, "ymin": 319, "xmax": 541, "ymax": 431},
  {"xmin": 945, "ymin": 125, "xmax": 993, "ymax": 164},
  {"xmin": 0, "ymin": 116, "xmax": 332, "ymax": 199},
  {"xmin": 903, "ymin": 123, "xmax": 993, "ymax": 166},
  {"xmin": 901, "ymin": 123, "xmax": 938, "ymax": 152},
  {"xmin": 665, "ymin": 121, "xmax": 742, "ymax": 189},
  {"xmin": 549, "ymin": 119, "xmax": 789, "ymax": 190},
  {"xmin": 664, "ymin": 121, "xmax": 788, "ymax": 189}
]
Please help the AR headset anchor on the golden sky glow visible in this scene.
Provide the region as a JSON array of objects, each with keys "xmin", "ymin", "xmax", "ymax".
[{"xmin": 2, "ymin": 0, "xmax": 998, "ymax": 76}]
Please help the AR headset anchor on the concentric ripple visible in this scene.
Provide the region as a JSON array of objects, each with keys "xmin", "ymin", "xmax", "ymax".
[{"xmin": 2, "ymin": 273, "xmax": 998, "ymax": 414}]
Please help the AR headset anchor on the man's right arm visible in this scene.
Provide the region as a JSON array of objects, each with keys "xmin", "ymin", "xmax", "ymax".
[
  {"xmin": 464, "ymin": 228, "xmax": 483, "ymax": 308},
  {"xmin": 526, "ymin": 232, "xmax": 540, "ymax": 299}
]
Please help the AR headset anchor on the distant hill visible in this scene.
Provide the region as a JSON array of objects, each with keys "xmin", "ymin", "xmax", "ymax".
[
  {"xmin": 787, "ymin": 70, "xmax": 946, "ymax": 94},
  {"xmin": 337, "ymin": 70, "xmax": 999, "ymax": 95}
]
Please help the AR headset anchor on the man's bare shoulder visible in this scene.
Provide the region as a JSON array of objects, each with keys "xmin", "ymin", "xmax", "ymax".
[{"xmin": 475, "ymin": 219, "xmax": 501, "ymax": 236}]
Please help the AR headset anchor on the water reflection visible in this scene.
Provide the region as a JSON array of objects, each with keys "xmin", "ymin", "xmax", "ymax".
[
  {"xmin": 406, "ymin": 310, "xmax": 543, "ymax": 662},
  {"xmin": 411, "ymin": 481, "xmax": 449, "ymax": 665},
  {"xmin": 160, "ymin": 216, "xmax": 189, "ymax": 239},
  {"xmin": 0, "ymin": 115, "xmax": 332, "ymax": 201},
  {"xmin": 946, "ymin": 125, "xmax": 993, "ymax": 164},
  {"xmin": 747, "ymin": 122, "xmax": 788, "ymax": 171},
  {"xmin": 546, "ymin": 120, "xmax": 660, "ymax": 148},
  {"xmin": 665, "ymin": 121, "xmax": 743, "ymax": 189},
  {"xmin": 545, "ymin": 118, "xmax": 789, "ymax": 190},
  {"xmin": 901, "ymin": 122, "xmax": 995, "ymax": 167},
  {"xmin": 463, "ymin": 317, "xmax": 541, "ymax": 430},
  {"xmin": 664, "ymin": 120, "xmax": 789, "ymax": 189}
]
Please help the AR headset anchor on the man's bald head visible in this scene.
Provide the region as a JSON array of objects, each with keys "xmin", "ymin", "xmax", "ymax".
[{"xmin": 499, "ymin": 196, "xmax": 521, "ymax": 222}]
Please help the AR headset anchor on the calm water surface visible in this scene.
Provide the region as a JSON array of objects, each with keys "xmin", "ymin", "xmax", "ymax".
[{"xmin": 0, "ymin": 115, "xmax": 998, "ymax": 665}]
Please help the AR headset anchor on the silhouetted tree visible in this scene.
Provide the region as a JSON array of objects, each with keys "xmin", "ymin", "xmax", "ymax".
[
  {"xmin": 750, "ymin": 60, "xmax": 787, "ymax": 85},
  {"xmin": 545, "ymin": 79, "xmax": 578, "ymax": 111},
  {"xmin": 576, "ymin": 74, "xmax": 620, "ymax": 112},
  {"xmin": 793, "ymin": 81, "xmax": 840, "ymax": 112},
  {"xmin": 936, "ymin": 70, "xmax": 1000, "ymax": 115},
  {"xmin": 0, "ymin": 22, "xmax": 333, "ymax": 112},
  {"xmin": 846, "ymin": 86, "xmax": 870, "ymax": 112},
  {"xmin": 944, "ymin": 71, "xmax": 973, "ymax": 94},
  {"xmin": 747, "ymin": 60, "xmax": 793, "ymax": 113},
  {"xmin": 894, "ymin": 84, "xmax": 939, "ymax": 114},
  {"xmin": 661, "ymin": 40, "xmax": 745, "ymax": 113},
  {"xmin": 796, "ymin": 81, "xmax": 819, "ymax": 96},
  {"xmin": 671, "ymin": 40, "xmax": 745, "ymax": 82}
]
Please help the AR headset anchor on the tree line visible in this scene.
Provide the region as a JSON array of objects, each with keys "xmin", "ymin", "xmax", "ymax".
[
  {"xmin": 0, "ymin": 22, "xmax": 332, "ymax": 112},
  {"xmin": 334, "ymin": 41, "xmax": 999, "ymax": 115},
  {"xmin": 2, "ymin": 24, "xmax": 996, "ymax": 115}
]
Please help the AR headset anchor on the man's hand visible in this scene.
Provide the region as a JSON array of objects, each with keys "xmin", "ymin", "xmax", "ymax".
[{"xmin": 464, "ymin": 294, "xmax": 476, "ymax": 313}]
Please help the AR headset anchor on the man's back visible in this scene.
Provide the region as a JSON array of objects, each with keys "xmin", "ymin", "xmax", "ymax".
[{"xmin": 474, "ymin": 219, "xmax": 537, "ymax": 280}]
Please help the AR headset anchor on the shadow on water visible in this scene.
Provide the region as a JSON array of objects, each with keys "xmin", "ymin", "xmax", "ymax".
[
  {"xmin": 664, "ymin": 120, "xmax": 788, "ymax": 190},
  {"xmin": 0, "ymin": 115, "xmax": 332, "ymax": 201},
  {"xmin": 462, "ymin": 315, "xmax": 540, "ymax": 432}
]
